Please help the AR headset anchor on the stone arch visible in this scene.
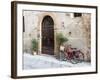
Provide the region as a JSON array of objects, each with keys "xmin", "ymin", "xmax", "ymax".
[{"xmin": 37, "ymin": 12, "xmax": 59, "ymax": 56}]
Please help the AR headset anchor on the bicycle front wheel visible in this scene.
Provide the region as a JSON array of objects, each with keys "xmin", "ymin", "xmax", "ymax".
[{"xmin": 74, "ymin": 52, "xmax": 84, "ymax": 63}]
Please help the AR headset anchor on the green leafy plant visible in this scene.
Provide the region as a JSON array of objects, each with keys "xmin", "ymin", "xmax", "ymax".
[
  {"xmin": 31, "ymin": 39, "xmax": 38, "ymax": 51},
  {"xmin": 56, "ymin": 33, "xmax": 68, "ymax": 59},
  {"xmin": 56, "ymin": 33, "xmax": 68, "ymax": 46}
]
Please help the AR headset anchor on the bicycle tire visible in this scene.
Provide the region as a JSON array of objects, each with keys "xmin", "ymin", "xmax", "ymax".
[
  {"xmin": 72, "ymin": 51, "xmax": 84, "ymax": 63},
  {"xmin": 65, "ymin": 50, "xmax": 84, "ymax": 64}
]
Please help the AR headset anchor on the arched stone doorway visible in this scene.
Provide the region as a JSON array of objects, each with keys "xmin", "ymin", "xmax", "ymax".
[{"xmin": 41, "ymin": 15, "xmax": 54, "ymax": 55}]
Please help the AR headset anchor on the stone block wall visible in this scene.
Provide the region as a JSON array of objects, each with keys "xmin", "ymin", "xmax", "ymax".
[{"xmin": 23, "ymin": 11, "xmax": 91, "ymax": 61}]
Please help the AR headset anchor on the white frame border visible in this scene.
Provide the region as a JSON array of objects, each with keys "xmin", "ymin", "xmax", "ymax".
[{"xmin": 16, "ymin": 3, "xmax": 97, "ymax": 77}]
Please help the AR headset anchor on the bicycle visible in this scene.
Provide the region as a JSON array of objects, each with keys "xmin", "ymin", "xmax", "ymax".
[{"xmin": 65, "ymin": 48, "xmax": 84, "ymax": 64}]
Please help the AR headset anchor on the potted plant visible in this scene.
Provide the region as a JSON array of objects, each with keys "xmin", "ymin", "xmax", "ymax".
[
  {"xmin": 56, "ymin": 33, "xmax": 68, "ymax": 60},
  {"xmin": 31, "ymin": 39, "xmax": 38, "ymax": 55},
  {"xmin": 56, "ymin": 33, "xmax": 68, "ymax": 49}
]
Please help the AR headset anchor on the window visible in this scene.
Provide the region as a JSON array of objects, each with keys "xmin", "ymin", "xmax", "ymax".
[
  {"xmin": 23, "ymin": 16, "xmax": 25, "ymax": 32},
  {"xmin": 74, "ymin": 13, "xmax": 82, "ymax": 17}
]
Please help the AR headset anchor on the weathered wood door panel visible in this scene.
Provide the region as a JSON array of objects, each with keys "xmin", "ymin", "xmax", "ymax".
[{"xmin": 42, "ymin": 16, "xmax": 54, "ymax": 55}]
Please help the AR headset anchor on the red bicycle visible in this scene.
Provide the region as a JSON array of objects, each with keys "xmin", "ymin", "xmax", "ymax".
[{"xmin": 65, "ymin": 48, "xmax": 84, "ymax": 64}]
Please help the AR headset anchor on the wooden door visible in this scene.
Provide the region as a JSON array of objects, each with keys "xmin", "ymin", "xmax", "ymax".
[{"xmin": 42, "ymin": 16, "xmax": 54, "ymax": 55}]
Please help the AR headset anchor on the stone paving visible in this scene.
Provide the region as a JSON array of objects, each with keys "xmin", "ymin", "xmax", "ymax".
[{"xmin": 23, "ymin": 53, "xmax": 91, "ymax": 70}]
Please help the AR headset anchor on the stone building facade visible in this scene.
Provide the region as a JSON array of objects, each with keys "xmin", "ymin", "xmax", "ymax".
[{"xmin": 23, "ymin": 11, "xmax": 91, "ymax": 61}]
